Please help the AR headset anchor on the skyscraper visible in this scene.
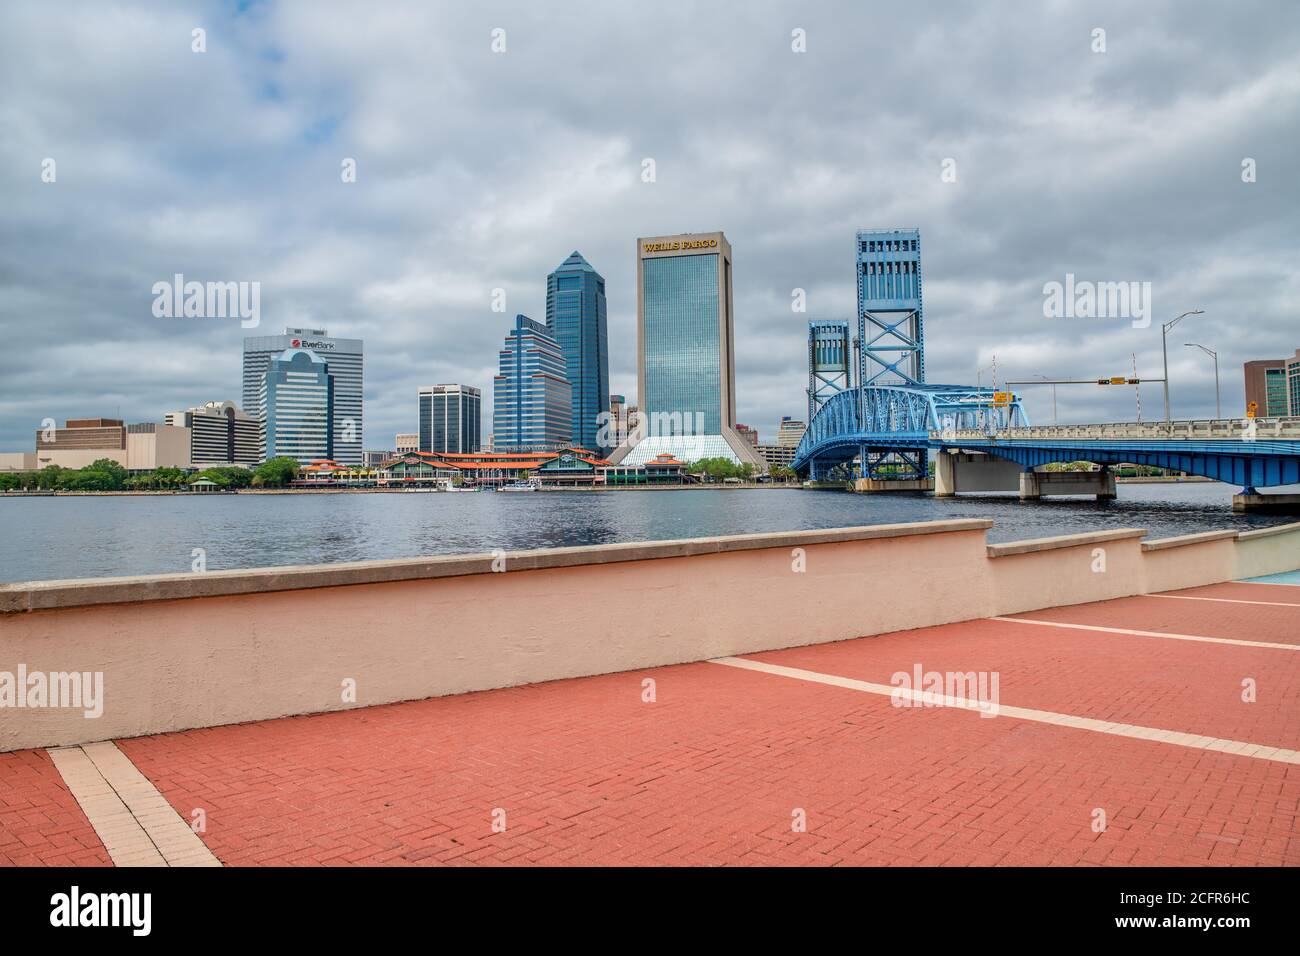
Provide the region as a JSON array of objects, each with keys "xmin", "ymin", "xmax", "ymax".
[
  {"xmin": 243, "ymin": 327, "xmax": 363, "ymax": 464},
  {"xmin": 493, "ymin": 315, "xmax": 572, "ymax": 452},
  {"xmin": 259, "ymin": 349, "xmax": 335, "ymax": 463},
  {"xmin": 418, "ymin": 384, "xmax": 482, "ymax": 454},
  {"xmin": 613, "ymin": 231, "xmax": 762, "ymax": 467},
  {"xmin": 546, "ymin": 252, "xmax": 610, "ymax": 455}
]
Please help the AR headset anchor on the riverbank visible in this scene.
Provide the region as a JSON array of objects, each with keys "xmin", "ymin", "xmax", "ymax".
[{"xmin": 1, "ymin": 483, "xmax": 805, "ymax": 496}]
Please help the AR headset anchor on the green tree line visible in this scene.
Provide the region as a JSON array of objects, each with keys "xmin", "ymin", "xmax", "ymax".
[{"xmin": 0, "ymin": 457, "xmax": 305, "ymax": 491}]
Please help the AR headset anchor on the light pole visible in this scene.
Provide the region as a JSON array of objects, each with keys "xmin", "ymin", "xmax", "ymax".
[
  {"xmin": 1161, "ymin": 310, "xmax": 1203, "ymax": 422},
  {"xmin": 1184, "ymin": 342, "xmax": 1221, "ymax": 419},
  {"xmin": 1033, "ymin": 374, "xmax": 1058, "ymax": 423}
]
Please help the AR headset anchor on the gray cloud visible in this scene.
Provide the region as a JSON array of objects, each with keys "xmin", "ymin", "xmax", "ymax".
[{"xmin": 1, "ymin": 0, "xmax": 1296, "ymax": 450}]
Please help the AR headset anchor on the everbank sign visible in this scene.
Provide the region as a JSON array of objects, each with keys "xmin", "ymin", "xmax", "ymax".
[{"xmin": 291, "ymin": 337, "xmax": 335, "ymax": 351}]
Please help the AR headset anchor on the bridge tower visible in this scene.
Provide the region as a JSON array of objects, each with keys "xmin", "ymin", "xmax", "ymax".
[
  {"xmin": 807, "ymin": 319, "xmax": 853, "ymax": 425},
  {"xmin": 856, "ymin": 228, "xmax": 926, "ymax": 479}
]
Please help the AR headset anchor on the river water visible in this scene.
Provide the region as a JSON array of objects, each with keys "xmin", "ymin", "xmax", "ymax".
[{"xmin": 1, "ymin": 481, "xmax": 1295, "ymax": 584}]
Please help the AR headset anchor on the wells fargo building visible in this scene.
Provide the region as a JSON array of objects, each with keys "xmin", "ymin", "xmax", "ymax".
[{"xmin": 615, "ymin": 231, "xmax": 763, "ymax": 467}]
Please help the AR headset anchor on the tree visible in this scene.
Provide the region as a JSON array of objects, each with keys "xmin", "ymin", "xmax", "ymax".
[
  {"xmin": 253, "ymin": 457, "xmax": 300, "ymax": 487},
  {"xmin": 83, "ymin": 458, "xmax": 128, "ymax": 490},
  {"xmin": 36, "ymin": 465, "xmax": 66, "ymax": 490},
  {"xmin": 66, "ymin": 469, "xmax": 117, "ymax": 491},
  {"xmin": 688, "ymin": 457, "xmax": 752, "ymax": 482}
]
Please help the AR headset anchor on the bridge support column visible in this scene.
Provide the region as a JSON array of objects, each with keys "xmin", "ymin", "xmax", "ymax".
[
  {"xmin": 1021, "ymin": 468, "xmax": 1118, "ymax": 501},
  {"xmin": 934, "ymin": 450, "xmax": 956, "ymax": 497},
  {"xmin": 1018, "ymin": 470, "xmax": 1040, "ymax": 500},
  {"xmin": 1097, "ymin": 466, "xmax": 1117, "ymax": 501}
]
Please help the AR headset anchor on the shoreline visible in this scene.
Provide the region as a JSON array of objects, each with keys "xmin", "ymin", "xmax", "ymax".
[{"xmin": 0, "ymin": 483, "xmax": 806, "ymax": 497}]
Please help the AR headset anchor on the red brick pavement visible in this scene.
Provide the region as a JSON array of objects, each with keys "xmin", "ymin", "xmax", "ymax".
[
  {"xmin": 0, "ymin": 749, "xmax": 110, "ymax": 867},
  {"xmin": 1171, "ymin": 581, "xmax": 1300, "ymax": 603},
  {"xmin": 5, "ymin": 584, "xmax": 1298, "ymax": 867},
  {"xmin": 745, "ymin": 616, "xmax": 1300, "ymax": 750},
  {"xmin": 1004, "ymin": 594, "xmax": 1300, "ymax": 645}
]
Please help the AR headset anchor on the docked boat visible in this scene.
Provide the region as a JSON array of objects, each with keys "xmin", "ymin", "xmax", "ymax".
[{"xmin": 497, "ymin": 477, "xmax": 542, "ymax": 492}]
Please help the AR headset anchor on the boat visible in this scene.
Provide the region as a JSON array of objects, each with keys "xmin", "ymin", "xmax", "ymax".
[{"xmin": 497, "ymin": 477, "xmax": 542, "ymax": 492}]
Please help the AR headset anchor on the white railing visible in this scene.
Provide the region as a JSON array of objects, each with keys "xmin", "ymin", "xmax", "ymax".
[{"xmin": 933, "ymin": 417, "xmax": 1300, "ymax": 443}]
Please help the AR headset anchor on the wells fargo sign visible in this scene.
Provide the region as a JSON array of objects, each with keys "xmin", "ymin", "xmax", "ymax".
[{"xmin": 642, "ymin": 238, "xmax": 718, "ymax": 254}]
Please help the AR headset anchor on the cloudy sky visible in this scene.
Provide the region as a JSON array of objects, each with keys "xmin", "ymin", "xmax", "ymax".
[{"xmin": 1, "ymin": 0, "xmax": 1296, "ymax": 451}]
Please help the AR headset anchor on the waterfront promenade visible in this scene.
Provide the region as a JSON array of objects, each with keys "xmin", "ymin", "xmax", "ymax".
[
  {"xmin": 3, "ymin": 572, "xmax": 1298, "ymax": 866},
  {"xmin": 2, "ymin": 519, "xmax": 1297, "ymax": 866}
]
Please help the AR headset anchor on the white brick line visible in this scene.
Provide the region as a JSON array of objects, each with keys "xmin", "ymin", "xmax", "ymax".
[
  {"xmin": 48, "ymin": 746, "xmax": 166, "ymax": 867},
  {"xmin": 991, "ymin": 615, "xmax": 1298, "ymax": 651},
  {"xmin": 80, "ymin": 741, "xmax": 221, "ymax": 867},
  {"xmin": 708, "ymin": 656, "xmax": 1300, "ymax": 766},
  {"xmin": 1141, "ymin": 593, "xmax": 1300, "ymax": 608}
]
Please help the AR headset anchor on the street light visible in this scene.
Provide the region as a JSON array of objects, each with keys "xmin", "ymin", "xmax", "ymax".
[
  {"xmin": 1033, "ymin": 373, "xmax": 1058, "ymax": 423},
  {"xmin": 1184, "ymin": 342, "xmax": 1221, "ymax": 420},
  {"xmin": 1161, "ymin": 310, "xmax": 1203, "ymax": 421}
]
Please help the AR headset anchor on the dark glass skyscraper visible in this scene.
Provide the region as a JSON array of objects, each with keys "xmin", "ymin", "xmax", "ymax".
[
  {"xmin": 546, "ymin": 252, "xmax": 610, "ymax": 455},
  {"xmin": 418, "ymin": 384, "xmax": 481, "ymax": 454}
]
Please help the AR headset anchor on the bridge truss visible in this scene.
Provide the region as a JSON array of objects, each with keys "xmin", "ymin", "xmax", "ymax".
[{"xmin": 792, "ymin": 384, "xmax": 1030, "ymax": 480}]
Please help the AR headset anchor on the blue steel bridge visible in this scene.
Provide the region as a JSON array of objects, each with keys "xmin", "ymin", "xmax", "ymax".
[
  {"xmin": 795, "ymin": 229, "xmax": 1300, "ymax": 495},
  {"xmin": 792, "ymin": 382, "xmax": 1300, "ymax": 493}
]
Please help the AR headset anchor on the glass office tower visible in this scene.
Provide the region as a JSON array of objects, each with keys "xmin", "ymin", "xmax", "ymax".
[
  {"xmin": 418, "ymin": 384, "xmax": 482, "ymax": 454},
  {"xmin": 546, "ymin": 252, "xmax": 610, "ymax": 455},
  {"xmin": 243, "ymin": 327, "xmax": 363, "ymax": 464},
  {"xmin": 258, "ymin": 349, "xmax": 335, "ymax": 463},
  {"xmin": 614, "ymin": 232, "xmax": 762, "ymax": 467},
  {"xmin": 492, "ymin": 315, "xmax": 572, "ymax": 452}
]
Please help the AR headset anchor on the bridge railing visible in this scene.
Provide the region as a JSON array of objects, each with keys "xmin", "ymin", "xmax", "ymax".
[{"xmin": 933, "ymin": 417, "xmax": 1300, "ymax": 443}]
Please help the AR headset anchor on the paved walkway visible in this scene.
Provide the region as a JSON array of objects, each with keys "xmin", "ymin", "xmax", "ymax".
[{"xmin": 4, "ymin": 579, "xmax": 1298, "ymax": 867}]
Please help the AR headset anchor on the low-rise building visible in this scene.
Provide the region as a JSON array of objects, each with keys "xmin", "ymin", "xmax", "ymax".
[
  {"xmin": 534, "ymin": 448, "xmax": 610, "ymax": 487},
  {"xmin": 601, "ymin": 453, "xmax": 688, "ymax": 485},
  {"xmin": 20, "ymin": 417, "xmax": 190, "ymax": 471},
  {"xmin": 735, "ymin": 423, "xmax": 760, "ymax": 448},
  {"xmin": 757, "ymin": 443, "xmax": 796, "ymax": 470},
  {"xmin": 165, "ymin": 401, "xmax": 258, "ymax": 468}
]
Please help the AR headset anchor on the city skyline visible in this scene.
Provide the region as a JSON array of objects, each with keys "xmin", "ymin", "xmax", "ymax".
[{"xmin": 2, "ymin": 2, "xmax": 1298, "ymax": 451}]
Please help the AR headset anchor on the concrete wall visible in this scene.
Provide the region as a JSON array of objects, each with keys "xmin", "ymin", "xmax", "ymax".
[
  {"xmin": 29, "ymin": 449, "xmax": 130, "ymax": 471},
  {"xmin": 126, "ymin": 425, "xmax": 191, "ymax": 470},
  {"xmin": 0, "ymin": 452, "xmax": 37, "ymax": 472},
  {"xmin": 2, "ymin": 518, "xmax": 1297, "ymax": 753}
]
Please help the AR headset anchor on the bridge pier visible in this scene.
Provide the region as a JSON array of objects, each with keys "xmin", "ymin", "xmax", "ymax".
[
  {"xmin": 851, "ymin": 477, "xmax": 934, "ymax": 493},
  {"xmin": 1020, "ymin": 467, "xmax": 1116, "ymax": 501},
  {"xmin": 1232, "ymin": 490, "xmax": 1300, "ymax": 513},
  {"xmin": 935, "ymin": 450, "xmax": 1022, "ymax": 496}
]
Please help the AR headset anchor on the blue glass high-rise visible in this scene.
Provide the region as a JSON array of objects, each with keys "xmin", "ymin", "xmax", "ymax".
[
  {"xmin": 493, "ymin": 315, "xmax": 572, "ymax": 452},
  {"xmin": 546, "ymin": 252, "xmax": 610, "ymax": 455}
]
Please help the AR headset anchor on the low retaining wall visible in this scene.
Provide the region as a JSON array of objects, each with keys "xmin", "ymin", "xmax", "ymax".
[{"xmin": 2, "ymin": 519, "xmax": 1297, "ymax": 752}]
